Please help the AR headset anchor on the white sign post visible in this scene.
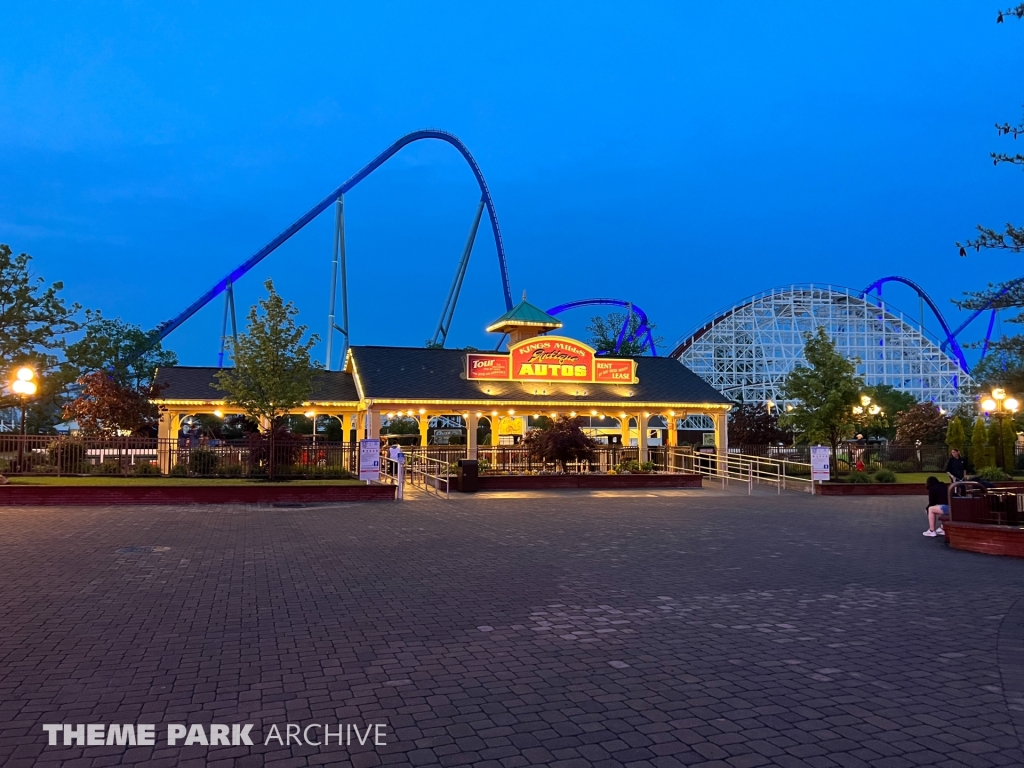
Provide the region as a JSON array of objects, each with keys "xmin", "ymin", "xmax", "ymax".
[
  {"xmin": 359, "ymin": 439, "xmax": 381, "ymax": 482},
  {"xmin": 810, "ymin": 445, "xmax": 830, "ymax": 489}
]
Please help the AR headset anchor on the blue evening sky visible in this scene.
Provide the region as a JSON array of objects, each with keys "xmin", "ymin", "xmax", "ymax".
[{"xmin": 1, "ymin": 2, "xmax": 1022, "ymax": 367}]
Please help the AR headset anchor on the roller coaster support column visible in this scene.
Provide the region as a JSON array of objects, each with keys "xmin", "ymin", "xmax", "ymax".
[
  {"xmin": 326, "ymin": 196, "xmax": 349, "ymax": 370},
  {"xmin": 433, "ymin": 198, "xmax": 485, "ymax": 347},
  {"xmin": 217, "ymin": 280, "xmax": 238, "ymax": 368}
]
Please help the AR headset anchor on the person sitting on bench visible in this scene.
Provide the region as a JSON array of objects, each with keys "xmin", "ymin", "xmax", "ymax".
[{"xmin": 924, "ymin": 476, "xmax": 948, "ymax": 537}]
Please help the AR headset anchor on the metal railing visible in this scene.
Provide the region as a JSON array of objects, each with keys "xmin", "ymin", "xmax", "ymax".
[
  {"xmin": 660, "ymin": 447, "xmax": 814, "ymax": 494},
  {"xmin": 404, "ymin": 451, "xmax": 452, "ymax": 498}
]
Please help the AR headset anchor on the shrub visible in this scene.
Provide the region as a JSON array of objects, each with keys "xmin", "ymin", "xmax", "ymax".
[
  {"xmin": 845, "ymin": 470, "xmax": 874, "ymax": 483},
  {"xmin": 48, "ymin": 439, "xmax": 86, "ymax": 472},
  {"xmin": 219, "ymin": 463, "xmax": 243, "ymax": 477},
  {"xmin": 94, "ymin": 460, "xmax": 123, "ymax": 475},
  {"xmin": 639, "ymin": 461, "xmax": 656, "ymax": 473},
  {"xmin": 616, "ymin": 460, "xmax": 641, "ymax": 474},
  {"xmin": 874, "ymin": 469, "xmax": 897, "ymax": 483},
  {"xmin": 975, "ymin": 466, "xmax": 1011, "ymax": 481},
  {"xmin": 169, "ymin": 463, "xmax": 188, "ymax": 476},
  {"xmin": 186, "ymin": 448, "xmax": 220, "ymax": 476},
  {"xmin": 133, "ymin": 461, "xmax": 161, "ymax": 476}
]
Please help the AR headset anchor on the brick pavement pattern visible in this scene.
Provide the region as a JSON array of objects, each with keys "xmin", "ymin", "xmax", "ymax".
[{"xmin": 0, "ymin": 488, "xmax": 1022, "ymax": 767}]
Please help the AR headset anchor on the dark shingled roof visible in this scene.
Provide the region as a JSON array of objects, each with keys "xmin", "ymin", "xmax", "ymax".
[
  {"xmin": 152, "ymin": 366, "xmax": 359, "ymax": 403},
  {"xmin": 349, "ymin": 346, "xmax": 731, "ymax": 405},
  {"xmin": 153, "ymin": 348, "xmax": 730, "ymax": 407}
]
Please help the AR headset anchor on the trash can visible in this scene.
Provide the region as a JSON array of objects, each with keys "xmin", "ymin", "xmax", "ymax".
[{"xmin": 457, "ymin": 459, "xmax": 479, "ymax": 493}]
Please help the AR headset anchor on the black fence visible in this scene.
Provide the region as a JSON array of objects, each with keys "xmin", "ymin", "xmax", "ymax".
[{"xmin": 0, "ymin": 435, "xmax": 359, "ymax": 478}]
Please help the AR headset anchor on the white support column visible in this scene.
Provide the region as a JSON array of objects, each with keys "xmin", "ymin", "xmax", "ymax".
[{"xmin": 638, "ymin": 412, "xmax": 649, "ymax": 463}]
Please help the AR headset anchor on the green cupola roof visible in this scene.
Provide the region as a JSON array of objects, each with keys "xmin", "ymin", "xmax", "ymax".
[{"xmin": 485, "ymin": 295, "xmax": 563, "ymax": 334}]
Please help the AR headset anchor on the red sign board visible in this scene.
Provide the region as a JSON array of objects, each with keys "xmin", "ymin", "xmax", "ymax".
[
  {"xmin": 465, "ymin": 354, "xmax": 510, "ymax": 380},
  {"xmin": 465, "ymin": 336, "xmax": 637, "ymax": 384}
]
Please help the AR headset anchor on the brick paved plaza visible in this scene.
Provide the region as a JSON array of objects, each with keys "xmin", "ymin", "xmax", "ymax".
[{"xmin": 1, "ymin": 487, "xmax": 1023, "ymax": 767}]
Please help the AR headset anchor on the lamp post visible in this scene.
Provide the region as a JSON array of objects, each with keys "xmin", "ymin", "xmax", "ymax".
[
  {"xmin": 10, "ymin": 366, "xmax": 38, "ymax": 471},
  {"xmin": 980, "ymin": 388, "xmax": 1019, "ymax": 470}
]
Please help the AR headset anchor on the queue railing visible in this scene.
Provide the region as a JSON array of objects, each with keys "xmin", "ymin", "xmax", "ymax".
[{"xmin": 660, "ymin": 448, "xmax": 814, "ymax": 494}]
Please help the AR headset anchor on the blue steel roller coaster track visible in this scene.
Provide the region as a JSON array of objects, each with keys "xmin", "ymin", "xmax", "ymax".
[
  {"xmin": 145, "ymin": 129, "xmax": 660, "ymax": 364},
  {"xmin": 150, "ymin": 130, "xmax": 514, "ymax": 357}
]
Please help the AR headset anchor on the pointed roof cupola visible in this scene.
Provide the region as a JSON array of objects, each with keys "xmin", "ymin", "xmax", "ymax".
[{"xmin": 485, "ymin": 292, "xmax": 563, "ymax": 344}]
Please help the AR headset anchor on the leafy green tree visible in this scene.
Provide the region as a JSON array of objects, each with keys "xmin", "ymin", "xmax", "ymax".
[
  {"xmin": 215, "ymin": 280, "xmax": 319, "ymax": 475},
  {"xmin": 946, "ymin": 417, "xmax": 966, "ymax": 454},
  {"xmin": 65, "ymin": 311, "xmax": 177, "ymax": 389},
  {"xmin": 956, "ymin": 6, "xmax": 1024, "ymax": 259},
  {"xmin": 856, "ymin": 384, "xmax": 917, "ymax": 439},
  {"xmin": 988, "ymin": 418, "xmax": 1003, "ymax": 469},
  {"xmin": 384, "ymin": 416, "xmax": 420, "ymax": 435},
  {"xmin": 779, "ymin": 328, "xmax": 863, "ymax": 474},
  {"xmin": 587, "ymin": 312, "xmax": 663, "ymax": 356},
  {"xmin": 973, "ymin": 416, "xmax": 992, "ymax": 468},
  {"xmin": 0, "ymin": 244, "xmax": 81, "ymax": 428},
  {"xmin": 0, "ymin": 244, "xmax": 80, "ymax": 368},
  {"xmin": 1002, "ymin": 416, "xmax": 1018, "ymax": 471}
]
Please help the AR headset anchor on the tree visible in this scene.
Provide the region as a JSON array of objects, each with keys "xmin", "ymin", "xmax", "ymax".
[
  {"xmin": 946, "ymin": 417, "xmax": 966, "ymax": 454},
  {"xmin": 956, "ymin": 6, "xmax": 1024, "ymax": 259},
  {"xmin": 779, "ymin": 328, "xmax": 863, "ymax": 475},
  {"xmin": 856, "ymin": 384, "xmax": 917, "ymax": 440},
  {"xmin": 1002, "ymin": 416, "xmax": 1018, "ymax": 471},
  {"xmin": 727, "ymin": 403, "xmax": 793, "ymax": 445},
  {"xmin": 63, "ymin": 372, "xmax": 162, "ymax": 436},
  {"xmin": 384, "ymin": 416, "xmax": 420, "ymax": 435},
  {"xmin": 215, "ymin": 280, "xmax": 319, "ymax": 477},
  {"xmin": 0, "ymin": 244, "xmax": 81, "ymax": 428},
  {"xmin": 0, "ymin": 244, "xmax": 80, "ymax": 368},
  {"xmin": 523, "ymin": 415, "xmax": 597, "ymax": 471},
  {"xmin": 972, "ymin": 416, "xmax": 992, "ymax": 468},
  {"xmin": 587, "ymin": 312, "xmax": 664, "ymax": 356},
  {"xmin": 894, "ymin": 403, "xmax": 948, "ymax": 445},
  {"xmin": 65, "ymin": 311, "xmax": 177, "ymax": 390}
]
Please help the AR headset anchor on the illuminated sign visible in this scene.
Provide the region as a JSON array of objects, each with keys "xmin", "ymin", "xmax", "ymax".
[{"xmin": 465, "ymin": 336, "xmax": 638, "ymax": 384}]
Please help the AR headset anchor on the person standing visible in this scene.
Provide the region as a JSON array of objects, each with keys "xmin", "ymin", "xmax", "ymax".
[{"xmin": 944, "ymin": 448, "xmax": 965, "ymax": 483}]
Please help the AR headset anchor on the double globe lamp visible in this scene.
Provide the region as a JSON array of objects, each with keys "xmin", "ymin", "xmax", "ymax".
[{"xmin": 10, "ymin": 366, "xmax": 38, "ymax": 471}]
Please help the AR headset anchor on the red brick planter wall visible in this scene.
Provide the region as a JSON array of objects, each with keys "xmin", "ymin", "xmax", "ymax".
[
  {"xmin": 0, "ymin": 484, "xmax": 396, "ymax": 506},
  {"xmin": 472, "ymin": 474, "xmax": 703, "ymax": 492},
  {"xmin": 946, "ymin": 521, "xmax": 1024, "ymax": 557},
  {"xmin": 816, "ymin": 483, "xmax": 926, "ymax": 496}
]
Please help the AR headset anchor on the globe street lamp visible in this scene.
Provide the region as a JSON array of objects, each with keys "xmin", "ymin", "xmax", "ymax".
[
  {"xmin": 980, "ymin": 388, "xmax": 1019, "ymax": 470},
  {"xmin": 10, "ymin": 366, "xmax": 38, "ymax": 470}
]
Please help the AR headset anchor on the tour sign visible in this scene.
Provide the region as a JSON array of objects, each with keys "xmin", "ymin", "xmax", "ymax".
[{"xmin": 466, "ymin": 336, "xmax": 638, "ymax": 384}]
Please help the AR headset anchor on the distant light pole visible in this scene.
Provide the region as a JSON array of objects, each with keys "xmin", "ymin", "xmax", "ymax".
[{"xmin": 11, "ymin": 366, "xmax": 38, "ymax": 470}]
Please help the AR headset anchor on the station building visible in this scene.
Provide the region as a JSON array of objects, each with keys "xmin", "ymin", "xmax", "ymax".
[{"xmin": 153, "ymin": 300, "xmax": 732, "ymax": 468}]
